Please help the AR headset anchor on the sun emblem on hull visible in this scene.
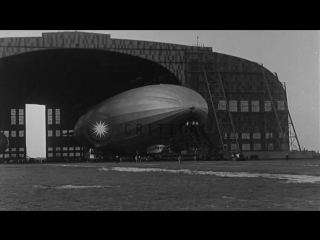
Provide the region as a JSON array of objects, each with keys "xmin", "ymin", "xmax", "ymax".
[{"xmin": 92, "ymin": 120, "xmax": 109, "ymax": 138}]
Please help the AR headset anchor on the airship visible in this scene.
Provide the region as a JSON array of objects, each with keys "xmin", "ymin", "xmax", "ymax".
[
  {"xmin": 0, "ymin": 131, "xmax": 9, "ymax": 154},
  {"xmin": 74, "ymin": 84, "xmax": 208, "ymax": 156}
]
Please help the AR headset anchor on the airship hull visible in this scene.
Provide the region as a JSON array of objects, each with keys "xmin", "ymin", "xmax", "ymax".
[{"xmin": 74, "ymin": 84, "xmax": 208, "ymax": 155}]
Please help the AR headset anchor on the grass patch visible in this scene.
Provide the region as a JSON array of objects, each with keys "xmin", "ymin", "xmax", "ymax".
[{"xmin": 0, "ymin": 159, "xmax": 319, "ymax": 211}]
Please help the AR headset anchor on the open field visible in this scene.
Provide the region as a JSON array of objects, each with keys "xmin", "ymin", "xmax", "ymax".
[{"xmin": 0, "ymin": 159, "xmax": 319, "ymax": 211}]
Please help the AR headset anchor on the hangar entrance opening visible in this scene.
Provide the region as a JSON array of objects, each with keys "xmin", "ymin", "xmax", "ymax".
[{"xmin": 26, "ymin": 104, "xmax": 46, "ymax": 158}]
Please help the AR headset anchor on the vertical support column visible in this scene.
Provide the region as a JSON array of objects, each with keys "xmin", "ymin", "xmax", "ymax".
[{"xmin": 262, "ymin": 71, "xmax": 288, "ymax": 151}]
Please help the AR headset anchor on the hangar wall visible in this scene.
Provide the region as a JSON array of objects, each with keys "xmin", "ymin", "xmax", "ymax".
[
  {"xmin": 0, "ymin": 31, "xmax": 205, "ymax": 85},
  {"xmin": 0, "ymin": 31, "xmax": 300, "ymax": 160}
]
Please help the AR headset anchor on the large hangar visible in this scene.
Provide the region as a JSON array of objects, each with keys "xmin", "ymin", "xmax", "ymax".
[{"xmin": 0, "ymin": 31, "xmax": 301, "ymax": 160}]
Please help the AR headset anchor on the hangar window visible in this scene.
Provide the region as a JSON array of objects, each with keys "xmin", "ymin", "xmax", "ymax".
[
  {"xmin": 266, "ymin": 132, "xmax": 273, "ymax": 139},
  {"xmin": 0, "ymin": 154, "xmax": 2, "ymax": 158},
  {"xmin": 19, "ymin": 154, "xmax": 24, "ymax": 158},
  {"xmin": 267, "ymin": 143, "xmax": 274, "ymax": 150},
  {"xmin": 55, "ymin": 116, "xmax": 60, "ymax": 125},
  {"xmin": 19, "ymin": 109, "xmax": 24, "ymax": 115},
  {"xmin": 11, "ymin": 148, "xmax": 16, "ymax": 152},
  {"xmin": 76, "ymin": 153, "xmax": 81, "ymax": 157},
  {"xmin": 277, "ymin": 101, "xmax": 285, "ymax": 110},
  {"xmin": 56, "ymin": 130, "xmax": 60, "ymax": 137},
  {"xmin": 4, "ymin": 131, "xmax": 9, "ymax": 137},
  {"xmin": 48, "ymin": 153, "xmax": 53, "ymax": 157},
  {"xmin": 48, "ymin": 109, "xmax": 52, "ymax": 116},
  {"xmin": 231, "ymin": 144, "xmax": 238, "ymax": 151},
  {"xmin": 48, "ymin": 116, "xmax": 53, "ymax": 125},
  {"xmin": 264, "ymin": 101, "xmax": 272, "ymax": 111},
  {"xmin": 229, "ymin": 100, "xmax": 238, "ymax": 112},
  {"xmin": 19, "ymin": 116, "xmax": 24, "ymax": 125},
  {"xmin": 56, "ymin": 153, "xmax": 61, "ymax": 157},
  {"xmin": 218, "ymin": 100, "xmax": 227, "ymax": 110},
  {"xmin": 253, "ymin": 133, "xmax": 261, "ymax": 139},
  {"xmin": 63, "ymin": 147, "xmax": 68, "ymax": 151},
  {"xmin": 11, "ymin": 116, "xmax": 16, "ymax": 125},
  {"xmin": 69, "ymin": 147, "xmax": 74, "ymax": 151},
  {"xmin": 242, "ymin": 133, "xmax": 250, "ymax": 139},
  {"xmin": 75, "ymin": 147, "xmax": 81, "ymax": 151},
  {"xmin": 55, "ymin": 109, "xmax": 60, "ymax": 115},
  {"xmin": 19, "ymin": 130, "xmax": 24, "ymax": 137},
  {"xmin": 242, "ymin": 144, "xmax": 250, "ymax": 151},
  {"xmin": 240, "ymin": 101, "xmax": 248, "ymax": 112},
  {"xmin": 69, "ymin": 153, "xmax": 74, "ymax": 157},
  {"xmin": 48, "ymin": 130, "xmax": 53, "ymax": 137},
  {"xmin": 230, "ymin": 133, "xmax": 239, "ymax": 139},
  {"xmin": 48, "ymin": 147, "xmax": 53, "ymax": 151},
  {"xmin": 19, "ymin": 148, "xmax": 24, "ymax": 152},
  {"xmin": 11, "ymin": 131, "xmax": 16, "ymax": 137},
  {"xmin": 56, "ymin": 147, "xmax": 61, "ymax": 151},
  {"xmin": 5, "ymin": 154, "xmax": 9, "ymax": 158},
  {"xmin": 11, "ymin": 109, "xmax": 16, "ymax": 115},
  {"xmin": 253, "ymin": 143, "xmax": 261, "ymax": 150},
  {"xmin": 11, "ymin": 154, "xmax": 16, "ymax": 158},
  {"xmin": 63, "ymin": 130, "xmax": 67, "ymax": 137},
  {"xmin": 252, "ymin": 101, "xmax": 260, "ymax": 112},
  {"xmin": 63, "ymin": 153, "xmax": 68, "ymax": 157}
]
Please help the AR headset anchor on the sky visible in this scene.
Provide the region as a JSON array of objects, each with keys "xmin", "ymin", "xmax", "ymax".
[{"xmin": 0, "ymin": 30, "xmax": 319, "ymax": 152}]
